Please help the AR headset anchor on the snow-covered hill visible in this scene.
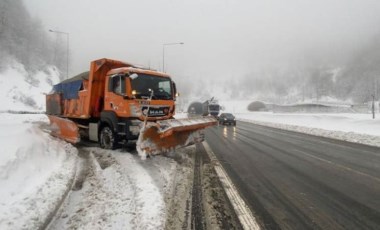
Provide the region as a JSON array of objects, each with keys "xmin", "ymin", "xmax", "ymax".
[{"xmin": 0, "ymin": 58, "xmax": 60, "ymax": 112}]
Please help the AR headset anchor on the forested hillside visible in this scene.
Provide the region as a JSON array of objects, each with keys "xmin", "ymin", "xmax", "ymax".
[
  {"xmin": 337, "ymin": 34, "xmax": 380, "ymax": 103},
  {"xmin": 237, "ymin": 34, "xmax": 380, "ymax": 104},
  {"xmin": 0, "ymin": 0, "xmax": 65, "ymax": 74},
  {"xmin": 0, "ymin": 0, "xmax": 62, "ymax": 111}
]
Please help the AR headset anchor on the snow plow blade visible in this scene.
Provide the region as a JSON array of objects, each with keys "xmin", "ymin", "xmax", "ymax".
[
  {"xmin": 137, "ymin": 117, "xmax": 217, "ymax": 156},
  {"xmin": 47, "ymin": 115, "xmax": 80, "ymax": 143}
]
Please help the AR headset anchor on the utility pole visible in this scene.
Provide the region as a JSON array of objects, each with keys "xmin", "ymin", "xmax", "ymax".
[
  {"xmin": 376, "ymin": 77, "xmax": 378, "ymax": 100},
  {"xmin": 162, "ymin": 42, "xmax": 184, "ymax": 72},
  {"xmin": 372, "ymin": 94, "xmax": 375, "ymax": 119},
  {"xmin": 49, "ymin": 29, "xmax": 69, "ymax": 79}
]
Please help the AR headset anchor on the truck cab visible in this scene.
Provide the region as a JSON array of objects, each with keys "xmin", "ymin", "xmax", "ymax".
[
  {"xmin": 104, "ymin": 67, "xmax": 176, "ymax": 121},
  {"xmin": 98, "ymin": 67, "xmax": 178, "ymax": 149}
]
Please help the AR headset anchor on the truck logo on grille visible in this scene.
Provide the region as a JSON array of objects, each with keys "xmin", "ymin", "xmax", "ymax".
[
  {"xmin": 139, "ymin": 100, "xmax": 150, "ymax": 105},
  {"xmin": 142, "ymin": 106, "xmax": 169, "ymax": 117}
]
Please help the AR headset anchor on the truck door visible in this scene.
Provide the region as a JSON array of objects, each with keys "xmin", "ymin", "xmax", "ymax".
[{"xmin": 104, "ymin": 74, "xmax": 127, "ymax": 113}]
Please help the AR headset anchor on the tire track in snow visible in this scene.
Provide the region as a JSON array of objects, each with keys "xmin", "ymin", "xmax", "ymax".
[
  {"xmin": 114, "ymin": 153, "xmax": 167, "ymax": 230},
  {"xmin": 47, "ymin": 148, "xmax": 169, "ymax": 230},
  {"xmin": 47, "ymin": 149, "xmax": 136, "ymax": 229}
]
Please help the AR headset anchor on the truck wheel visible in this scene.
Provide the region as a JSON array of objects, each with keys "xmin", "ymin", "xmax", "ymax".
[{"xmin": 100, "ymin": 126, "xmax": 117, "ymax": 149}]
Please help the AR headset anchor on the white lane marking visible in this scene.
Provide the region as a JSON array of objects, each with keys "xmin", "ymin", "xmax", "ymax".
[
  {"xmin": 203, "ymin": 142, "xmax": 261, "ymax": 230},
  {"xmin": 293, "ymin": 149, "xmax": 380, "ymax": 183}
]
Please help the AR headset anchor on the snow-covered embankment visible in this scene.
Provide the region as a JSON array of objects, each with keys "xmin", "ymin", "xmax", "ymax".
[
  {"xmin": 0, "ymin": 114, "xmax": 77, "ymax": 229},
  {"xmin": 237, "ymin": 112, "xmax": 380, "ymax": 147}
]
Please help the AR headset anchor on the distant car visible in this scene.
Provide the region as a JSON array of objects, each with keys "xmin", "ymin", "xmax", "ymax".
[{"xmin": 218, "ymin": 113, "xmax": 236, "ymax": 126}]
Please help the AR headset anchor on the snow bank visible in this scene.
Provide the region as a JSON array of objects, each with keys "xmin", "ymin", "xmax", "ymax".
[
  {"xmin": 237, "ymin": 112, "xmax": 380, "ymax": 136},
  {"xmin": 236, "ymin": 112, "xmax": 380, "ymax": 147},
  {"xmin": 0, "ymin": 59, "xmax": 60, "ymax": 112},
  {"xmin": 0, "ymin": 113, "xmax": 77, "ymax": 230}
]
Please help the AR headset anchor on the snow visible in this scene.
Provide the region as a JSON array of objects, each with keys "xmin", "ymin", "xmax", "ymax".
[
  {"xmin": 0, "ymin": 58, "xmax": 60, "ymax": 112},
  {"xmin": 115, "ymin": 152, "xmax": 167, "ymax": 229},
  {"xmin": 0, "ymin": 113, "xmax": 77, "ymax": 229},
  {"xmin": 0, "ymin": 60, "xmax": 79, "ymax": 229},
  {"xmin": 238, "ymin": 112, "xmax": 380, "ymax": 136}
]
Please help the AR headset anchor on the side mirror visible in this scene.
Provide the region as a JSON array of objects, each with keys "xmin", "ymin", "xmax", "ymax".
[
  {"xmin": 172, "ymin": 82, "xmax": 178, "ymax": 100},
  {"xmin": 129, "ymin": 73, "xmax": 138, "ymax": 80}
]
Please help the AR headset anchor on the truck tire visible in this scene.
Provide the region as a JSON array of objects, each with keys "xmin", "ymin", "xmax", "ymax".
[{"xmin": 100, "ymin": 126, "xmax": 117, "ymax": 149}]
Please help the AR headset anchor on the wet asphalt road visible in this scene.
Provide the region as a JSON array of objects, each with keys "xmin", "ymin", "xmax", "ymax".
[{"xmin": 205, "ymin": 121, "xmax": 380, "ymax": 230}]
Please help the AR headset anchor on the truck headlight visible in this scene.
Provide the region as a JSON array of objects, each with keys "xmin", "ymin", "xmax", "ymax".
[
  {"xmin": 129, "ymin": 125, "xmax": 141, "ymax": 136},
  {"xmin": 129, "ymin": 120, "xmax": 142, "ymax": 136}
]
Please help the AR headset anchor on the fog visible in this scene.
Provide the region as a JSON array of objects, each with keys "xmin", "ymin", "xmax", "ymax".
[{"xmin": 22, "ymin": 0, "xmax": 380, "ymax": 102}]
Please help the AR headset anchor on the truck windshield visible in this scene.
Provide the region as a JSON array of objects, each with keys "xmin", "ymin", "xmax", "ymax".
[
  {"xmin": 209, "ymin": 104, "xmax": 220, "ymax": 111},
  {"xmin": 130, "ymin": 73, "xmax": 172, "ymax": 100}
]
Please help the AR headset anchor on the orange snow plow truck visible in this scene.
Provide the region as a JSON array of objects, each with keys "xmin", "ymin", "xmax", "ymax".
[{"xmin": 46, "ymin": 58, "xmax": 216, "ymax": 155}]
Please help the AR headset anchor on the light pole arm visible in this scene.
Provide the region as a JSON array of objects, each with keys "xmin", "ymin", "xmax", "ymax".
[{"xmin": 162, "ymin": 42, "xmax": 184, "ymax": 72}]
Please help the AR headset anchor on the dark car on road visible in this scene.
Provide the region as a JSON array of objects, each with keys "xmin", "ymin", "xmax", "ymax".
[{"xmin": 218, "ymin": 113, "xmax": 236, "ymax": 126}]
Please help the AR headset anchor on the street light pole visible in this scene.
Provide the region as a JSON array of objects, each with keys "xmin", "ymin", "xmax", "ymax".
[
  {"xmin": 49, "ymin": 29, "xmax": 69, "ymax": 79},
  {"xmin": 372, "ymin": 94, "xmax": 376, "ymax": 119},
  {"xmin": 162, "ymin": 42, "xmax": 184, "ymax": 72}
]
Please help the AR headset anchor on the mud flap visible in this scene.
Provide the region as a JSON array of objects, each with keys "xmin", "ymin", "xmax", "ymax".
[
  {"xmin": 136, "ymin": 117, "xmax": 217, "ymax": 156},
  {"xmin": 47, "ymin": 115, "xmax": 80, "ymax": 143}
]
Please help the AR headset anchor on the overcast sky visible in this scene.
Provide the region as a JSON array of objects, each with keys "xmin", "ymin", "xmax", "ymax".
[{"xmin": 25, "ymin": 0, "xmax": 380, "ymax": 81}]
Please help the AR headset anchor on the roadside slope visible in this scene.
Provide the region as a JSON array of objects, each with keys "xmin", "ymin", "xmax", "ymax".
[{"xmin": 0, "ymin": 114, "xmax": 77, "ymax": 230}]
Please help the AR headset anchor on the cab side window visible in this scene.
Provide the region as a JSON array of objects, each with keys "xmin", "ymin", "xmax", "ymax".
[{"xmin": 112, "ymin": 75, "xmax": 125, "ymax": 94}]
